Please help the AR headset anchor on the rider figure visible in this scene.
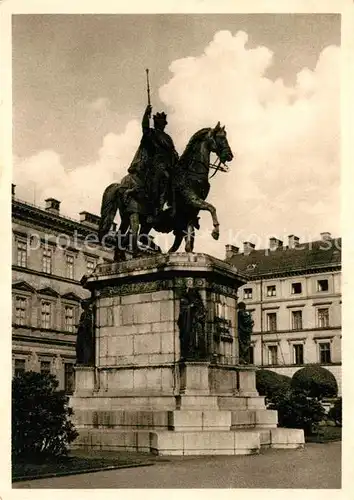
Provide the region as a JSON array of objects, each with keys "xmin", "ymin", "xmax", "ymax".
[{"xmin": 126, "ymin": 104, "xmax": 179, "ymax": 219}]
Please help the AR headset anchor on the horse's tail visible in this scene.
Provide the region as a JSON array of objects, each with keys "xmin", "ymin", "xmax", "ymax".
[{"xmin": 98, "ymin": 183, "xmax": 121, "ymax": 243}]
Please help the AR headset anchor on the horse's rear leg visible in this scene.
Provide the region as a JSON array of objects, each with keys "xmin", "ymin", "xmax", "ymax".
[
  {"xmin": 168, "ymin": 231, "xmax": 184, "ymax": 253},
  {"xmin": 114, "ymin": 217, "xmax": 129, "ymax": 261},
  {"xmin": 129, "ymin": 213, "xmax": 140, "ymax": 256},
  {"xmin": 139, "ymin": 221, "xmax": 161, "ymax": 252}
]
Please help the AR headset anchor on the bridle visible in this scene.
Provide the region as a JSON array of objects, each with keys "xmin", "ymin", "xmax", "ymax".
[
  {"xmin": 209, "ymin": 158, "xmax": 229, "ymax": 180},
  {"xmin": 183, "ymin": 128, "xmax": 231, "ymax": 180},
  {"xmin": 208, "ymin": 133, "xmax": 230, "ymax": 180}
]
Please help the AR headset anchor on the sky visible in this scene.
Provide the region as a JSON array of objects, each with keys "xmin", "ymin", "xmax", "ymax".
[{"xmin": 12, "ymin": 13, "xmax": 341, "ymax": 257}]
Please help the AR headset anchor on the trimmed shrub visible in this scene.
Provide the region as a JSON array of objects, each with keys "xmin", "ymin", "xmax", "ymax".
[
  {"xmin": 12, "ymin": 371, "xmax": 78, "ymax": 460},
  {"xmin": 268, "ymin": 391, "xmax": 326, "ymax": 436},
  {"xmin": 328, "ymin": 397, "xmax": 342, "ymax": 427},
  {"xmin": 256, "ymin": 369, "xmax": 291, "ymax": 400},
  {"xmin": 291, "ymin": 365, "xmax": 338, "ymax": 399}
]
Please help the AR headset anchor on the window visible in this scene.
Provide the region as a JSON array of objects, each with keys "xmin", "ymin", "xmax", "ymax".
[
  {"xmin": 319, "ymin": 342, "xmax": 331, "ymax": 363},
  {"xmin": 291, "ymin": 310, "xmax": 303, "ymax": 330},
  {"xmin": 293, "ymin": 344, "xmax": 304, "ymax": 365},
  {"xmin": 64, "ymin": 306, "xmax": 75, "ymax": 332},
  {"xmin": 266, "ymin": 312, "xmax": 277, "ymax": 331},
  {"xmin": 66, "ymin": 254, "xmax": 74, "ymax": 279},
  {"xmin": 248, "ymin": 345, "xmax": 254, "ymax": 365},
  {"xmin": 64, "ymin": 363, "xmax": 75, "ymax": 394},
  {"xmin": 86, "ymin": 259, "xmax": 96, "ymax": 275},
  {"xmin": 42, "ymin": 247, "xmax": 52, "ymax": 274},
  {"xmin": 292, "ymin": 282, "xmax": 302, "ymax": 294},
  {"xmin": 41, "ymin": 301, "xmax": 52, "ymax": 329},
  {"xmin": 14, "ymin": 359, "xmax": 26, "ymax": 377},
  {"xmin": 14, "ymin": 296, "xmax": 27, "ymax": 325},
  {"xmin": 318, "ymin": 308, "xmax": 329, "ymax": 328},
  {"xmin": 266, "ymin": 285, "xmax": 276, "ymax": 297},
  {"xmin": 17, "ymin": 240, "xmax": 27, "ymax": 267},
  {"xmin": 40, "ymin": 360, "xmax": 51, "ymax": 375},
  {"xmin": 243, "ymin": 288, "xmax": 253, "ymax": 299},
  {"xmin": 317, "ymin": 279, "xmax": 329, "ymax": 292},
  {"xmin": 268, "ymin": 345, "xmax": 278, "ymax": 365}
]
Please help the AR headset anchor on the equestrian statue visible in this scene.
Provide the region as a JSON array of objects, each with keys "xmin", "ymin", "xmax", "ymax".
[{"xmin": 98, "ymin": 69, "xmax": 234, "ymax": 259}]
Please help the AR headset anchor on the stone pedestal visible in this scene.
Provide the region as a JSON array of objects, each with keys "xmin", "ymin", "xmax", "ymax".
[
  {"xmin": 74, "ymin": 365, "xmax": 96, "ymax": 394},
  {"xmin": 70, "ymin": 253, "xmax": 304, "ymax": 455}
]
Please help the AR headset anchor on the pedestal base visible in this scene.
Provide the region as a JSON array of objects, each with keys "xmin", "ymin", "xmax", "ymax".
[{"xmin": 70, "ymin": 254, "xmax": 305, "ymax": 455}]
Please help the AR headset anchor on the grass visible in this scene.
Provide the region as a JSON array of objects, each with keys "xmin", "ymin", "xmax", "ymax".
[
  {"xmin": 12, "ymin": 450, "xmax": 155, "ymax": 482},
  {"xmin": 306, "ymin": 425, "xmax": 342, "ymax": 443}
]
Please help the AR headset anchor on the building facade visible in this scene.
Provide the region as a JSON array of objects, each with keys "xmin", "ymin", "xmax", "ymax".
[
  {"xmin": 12, "ymin": 187, "xmax": 342, "ymax": 395},
  {"xmin": 226, "ymin": 233, "xmax": 342, "ymax": 394},
  {"xmin": 12, "ymin": 187, "xmax": 114, "ymax": 392}
]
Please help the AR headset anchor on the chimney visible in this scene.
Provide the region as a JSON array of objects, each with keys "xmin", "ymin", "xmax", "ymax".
[
  {"xmin": 269, "ymin": 237, "xmax": 283, "ymax": 251},
  {"xmin": 12, "ymin": 184, "xmax": 16, "ymax": 197},
  {"xmin": 225, "ymin": 244, "xmax": 239, "ymax": 260},
  {"xmin": 288, "ymin": 234, "xmax": 300, "ymax": 249},
  {"xmin": 320, "ymin": 232, "xmax": 332, "ymax": 241},
  {"xmin": 243, "ymin": 241, "xmax": 255, "ymax": 255},
  {"xmin": 79, "ymin": 211, "xmax": 100, "ymax": 228},
  {"xmin": 45, "ymin": 198, "xmax": 60, "ymax": 215}
]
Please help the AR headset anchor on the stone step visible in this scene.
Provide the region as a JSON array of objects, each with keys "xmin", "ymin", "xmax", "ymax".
[
  {"xmin": 71, "ymin": 427, "xmax": 304, "ymax": 455},
  {"xmin": 239, "ymin": 427, "xmax": 305, "ymax": 449},
  {"xmin": 72, "ymin": 408, "xmax": 278, "ymax": 431},
  {"xmin": 230, "ymin": 409, "xmax": 278, "ymax": 429},
  {"xmin": 150, "ymin": 430, "xmax": 261, "ymax": 456},
  {"xmin": 71, "ymin": 429, "xmax": 261, "ymax": 455}
]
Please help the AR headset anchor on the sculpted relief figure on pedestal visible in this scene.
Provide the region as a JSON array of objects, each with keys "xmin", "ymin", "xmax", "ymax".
[
  {"xmin": 237, "ymin": 301, "xmax": 254, "ymax": 365},
  {"xmin": 177, "ymin": 288, "xmax": 207, "ymax": 361},
  {"xmin": 75, "ymin": 299, "xmax": 95, "ymax": 366}
]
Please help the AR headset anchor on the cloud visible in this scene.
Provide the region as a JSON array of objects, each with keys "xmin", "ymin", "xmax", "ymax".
[
  {"xmin": 13, "ymin": 30, "xmax": 340, "ymax": 257},
  {"xmin": 159, "ymin": 32, "xmax": 340, "ymax": 255},
  {"xmin": 87, "ymin": 97, "xmax": 111, "ymax": 112},
  {"xmin": 13, "ymin": 119, "xmax": 141, "ymax": 217}
]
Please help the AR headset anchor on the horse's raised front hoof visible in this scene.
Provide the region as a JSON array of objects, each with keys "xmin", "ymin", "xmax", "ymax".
[{"xmin": 211, "ymin": 229, "xmax": 219, "ymax": 240}]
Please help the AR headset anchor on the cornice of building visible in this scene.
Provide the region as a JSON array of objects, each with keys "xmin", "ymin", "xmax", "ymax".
[
  {"xmin": 251, "ymin": 325, "xmax": 341, "ymax": 336},
  {"xmin": 12, "ymin": 198, "xmax": 99, "ymax": 237},
  {"xmin": 244, "ymin": 263, "xmax": 341, "ymax": 281},
  {"xmin": 12, "ymin": 265, "xmax": 87, "ymax": 287}
]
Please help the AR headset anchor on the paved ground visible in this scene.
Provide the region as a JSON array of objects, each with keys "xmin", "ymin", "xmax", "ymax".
[{"xmin": 14, "ymin": 442, "xmax": 341, "ymax": 489}]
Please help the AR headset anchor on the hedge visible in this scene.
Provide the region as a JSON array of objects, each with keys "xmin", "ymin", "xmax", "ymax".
[
  {"xmin": 291, "ymin": 365, "xmax": 338, "ymax": 399},
  {"xmin": 256, "ymin": 369, "xmax": 291, "ymax": 400}
]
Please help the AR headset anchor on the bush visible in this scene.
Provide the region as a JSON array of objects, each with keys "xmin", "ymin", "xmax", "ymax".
[
  {"xmin": 328, "ymin": 397, "xmax": 342, "ymax": 427},
  {"xmin": 12, "ymin": 371, "xmax": 78, "ymax": 460},
  {"xmin": 291, "ymin": 365, "xmax": 338, "ymax": 399},
  {"xmin": 268, "ymin": 391, "xmax": 326, "ymax": 436},
  {"xmin": 256, "ymin": 369, "xmax": 291, "ymax": 401}
]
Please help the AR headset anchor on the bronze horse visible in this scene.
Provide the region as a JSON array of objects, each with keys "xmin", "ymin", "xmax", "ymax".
[{"xmin": 98, "ymin": 122, "xmax": 233, "ymax": 257}]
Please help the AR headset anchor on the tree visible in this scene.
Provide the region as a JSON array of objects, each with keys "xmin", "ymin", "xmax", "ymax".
[
  {"xmin": 256, "ymin": 369, "xmax": 291, "ymax": 401},
  {"xmin": 12, "ymin": 371, "xmax": 78, "ymax": 460},
  {"xmin": 268, "ymin": 391, "xmax": 326, "ymax": 436},
  {"xmin": 291, "ymin": 365, "xmax": 338, "ymax": 399},
  {"xmin": 328, "ymin": 397, "xmax": 342, "ymax": 427}
]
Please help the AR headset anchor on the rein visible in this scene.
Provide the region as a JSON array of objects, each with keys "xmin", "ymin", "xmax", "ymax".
[
  {"xmin": 209, "ymin": 158, "xmax": 229, "ymax": 179},
  {"xmin": 180, "ymin": 130, "xmax": 229, "ymax": 181}
]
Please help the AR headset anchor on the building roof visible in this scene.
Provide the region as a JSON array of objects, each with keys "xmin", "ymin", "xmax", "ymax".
[
  {"xmin": 226, "ymin": 238, "xmax": 341, "ymax": 279},
  {"xmin": 12, "ymin": 198, "xmax": 115, "ymax": 248}
]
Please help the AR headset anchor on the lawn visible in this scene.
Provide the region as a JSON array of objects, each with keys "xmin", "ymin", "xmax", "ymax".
[
  {"xmin": 306, "ymin": 425, "xmax": 342, "ymax": 443},
  {"xmin": 12, "ymin": 450, "xmax": 155, "ymax": 482}
]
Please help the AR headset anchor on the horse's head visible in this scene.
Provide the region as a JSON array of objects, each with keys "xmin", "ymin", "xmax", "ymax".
[{"xmin": 208, "ymin": 122, "xmax": 233, "ymax": 164}]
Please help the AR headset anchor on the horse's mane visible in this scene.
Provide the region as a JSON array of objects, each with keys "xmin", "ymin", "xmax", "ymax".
[{"xmin": 179, "ymin": 128, "xmax": 211, "ymax": 165}]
